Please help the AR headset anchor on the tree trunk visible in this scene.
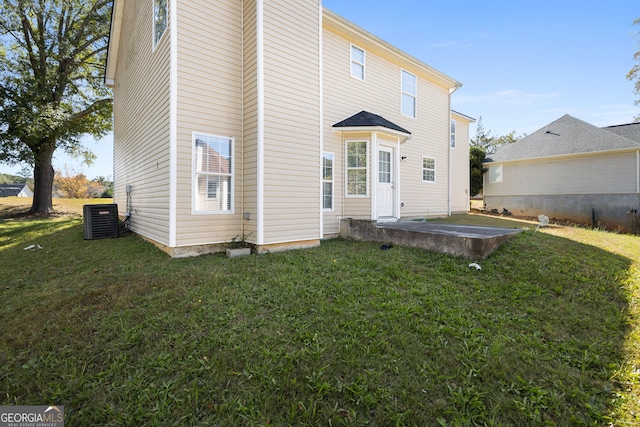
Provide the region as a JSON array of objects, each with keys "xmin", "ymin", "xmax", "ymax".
[{"xmin": 30, "ymin": 146, "xmax": 55, "ymax": 214}]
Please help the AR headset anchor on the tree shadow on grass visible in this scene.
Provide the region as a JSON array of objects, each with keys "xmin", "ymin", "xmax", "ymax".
[{"xmin": 0, "ymin": 216, "xmax": 81, "ymax": 250}]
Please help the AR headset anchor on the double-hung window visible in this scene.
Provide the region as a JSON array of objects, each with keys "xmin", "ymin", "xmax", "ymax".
[
  {"xmin": 194, "ymin": 134, "xmax": 233, "ymax": 213},
  {"xmin": 322, "ymin": 153, "xmax": 334, "ymax": 210},
  {"xmin": 153, "ymin": 0, "xmax": 168, "ymax": 47},
  {"xmin": 346, "ymin": 141, "xmax": 367, "ymax": 196},
  {"xmin": 351, "ymin": 45, "xmax": 365, "ymax": 81},
  {"xmin": 401, "ymin": 70, "xmax": 417, "ymax": 118},
  {"xmin": 450, "ymin": 119, "xmax": 456, "ymax": 148},
  {"xmin": 422, "ymin": 157, "xmax": 436, "ymax": 182}
]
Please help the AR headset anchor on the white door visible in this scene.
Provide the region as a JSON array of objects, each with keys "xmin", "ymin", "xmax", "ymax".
[{"xmin": 377, "ymin": 147, "xmax": 395, "ymax": 218}]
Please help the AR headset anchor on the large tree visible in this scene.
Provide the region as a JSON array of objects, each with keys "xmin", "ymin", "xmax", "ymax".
[
  {"xmin": 469, "ymin": 146, "xmax": 486, "ymax": 197},
  {"xmin": 628, "ymin": 17, "xmax": 640, "ymax": 121},
  {"xmin": 0, "ymin": 0, "xmax": 112, "ymax": 213}
]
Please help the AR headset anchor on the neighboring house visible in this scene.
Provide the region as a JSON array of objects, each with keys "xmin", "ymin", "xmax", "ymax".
[
  {"xmin": 0, "ymin": 183, "xmax": 33, "ymax": 198},
  {"xmin": 483, "ymin": 114, "xmax": 640, "ymax": 230},
  {"xmin": 105, "ymin": 0, "xmax": 472, "ymax": 257}
]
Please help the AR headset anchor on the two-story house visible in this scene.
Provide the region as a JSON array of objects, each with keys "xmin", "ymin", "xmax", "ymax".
[{"xmin": 105, "ymin": 0, "xmax": 472, "ymax": 256}]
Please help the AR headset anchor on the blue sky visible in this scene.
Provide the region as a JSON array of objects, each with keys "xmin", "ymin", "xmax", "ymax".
[{"xmin": 3, "ymin": 0, "xmax": 638, "ymax": 180}]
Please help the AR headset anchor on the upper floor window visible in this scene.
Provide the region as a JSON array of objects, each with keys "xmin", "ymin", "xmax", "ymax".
[
  {"xmin": 422, "ymin": 156, "xmax": 435, "ymax": 182},
  {"xmin": 154, "ymin": 0, "xmax": 168, "ymax": 47},
  {"xmin": 194, "ymin": 134, "xmax": 233, "ymax": 213},
  {"xmin": 450, "ymin": 119, "xmax": 456, "ymax": 148},
  {"xmin": 401, "ymin": 70, "xmax": 416, "ymax": 118},
  {"xmin": 351, "ymin": 45, "xmax": 365, "ymax": 81}
]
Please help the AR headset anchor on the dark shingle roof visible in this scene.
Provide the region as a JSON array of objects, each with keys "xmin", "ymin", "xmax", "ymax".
[
  {"xmin": 332, "ymin": 110, "xmax": 411, "ymax": 135},
  {"xmin": 0, "ymin": 184, "xmax": 28, "ymax": 196},
  {"xmin": 486, "ymin": 114, "xmax": 640, "ymax": 163},
  {"xmin": 602, "ymin": 122, "xmax": 640, "ymax": 143}
]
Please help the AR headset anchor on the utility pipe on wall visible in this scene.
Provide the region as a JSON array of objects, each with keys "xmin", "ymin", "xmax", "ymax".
[{"xmin": 447, "ymin": 85, "xmax": 460, "ymax": 216}]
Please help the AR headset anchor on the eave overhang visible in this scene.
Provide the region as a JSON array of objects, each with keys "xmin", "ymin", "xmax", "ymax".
[{"xmin": 105, "ymin": 0, "xmax": 124, "ymax": 87}]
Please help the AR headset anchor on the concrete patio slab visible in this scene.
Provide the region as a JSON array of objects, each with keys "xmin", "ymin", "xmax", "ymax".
[{"xmin": 341, "ymin": 219, "xmax": 523, "ymax": 260}]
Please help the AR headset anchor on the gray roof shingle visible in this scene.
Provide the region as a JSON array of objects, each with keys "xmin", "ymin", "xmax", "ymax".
[
  {"xmin": 0, "ymin": 184, "xmax": 28, "ymax": 196},
  {"xmin": 602, "ymin": 122, "xmax": 640, "ymax": 143},
  {"xmin": 486, "ymin": 114, "xmax": 640, "ymax": 163},
  {"xmin": 332, "ymin": 110, "xmax": 411, "ymax": 135}
]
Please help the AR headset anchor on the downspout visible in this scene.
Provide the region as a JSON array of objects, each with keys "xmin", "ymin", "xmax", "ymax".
[
  {"xmin": 169, "ymin": 0, "xmax": 178, "ymax": 248},
  {"xmin": 318, "ymin": 1, "xmax": 323, "ymax": 239},
  {"xmin": 256, "ymin": 0, "xmax": 265, "ymax": 245},
  {"xmin": 240, "ymin": 3, "xmax": 245, "ymax": 239},
  {"xmin": 447, "ymin": 85, "xmax": 460, "ymax": 216}
]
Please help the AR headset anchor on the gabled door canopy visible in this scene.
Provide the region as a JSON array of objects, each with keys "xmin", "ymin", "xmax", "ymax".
[{"xmin": 332, "ymin": 110, "xmax": 412, "ymax": 142}]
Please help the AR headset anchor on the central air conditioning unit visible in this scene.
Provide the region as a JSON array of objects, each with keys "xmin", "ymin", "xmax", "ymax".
[{"xmin": 83, "ymin": 204, "xmax": 119, "ymax": 240}]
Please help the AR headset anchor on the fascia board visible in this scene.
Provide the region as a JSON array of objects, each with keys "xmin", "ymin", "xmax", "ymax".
[
  {"xmin": 332, "ymin": 125, "xmax": 410, "ymax": 140},
  {"xmin": 105, "ymin": 0, "xmax": 124, "ymax": 86},
  {"xmin": 483, "ymin": 147, "xmax": 640, "ymax": 165}
]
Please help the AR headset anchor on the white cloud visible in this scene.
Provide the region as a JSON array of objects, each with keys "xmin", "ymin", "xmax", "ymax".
[
  {"xmin": 428, "ymin": 41, "xmax": 456, "ymax": 49},
  {"xmin": 569, "ymin": 104, "xmax": 639, "ymax": 127}
]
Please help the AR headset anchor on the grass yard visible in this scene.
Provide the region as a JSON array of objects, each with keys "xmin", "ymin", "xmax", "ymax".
[{"xmin": 1, "ymin": 197, "xmax": 640, "ymax": 426}]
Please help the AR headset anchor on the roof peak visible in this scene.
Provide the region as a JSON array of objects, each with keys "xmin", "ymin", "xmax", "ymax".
[
  {"xmin": 332, "ymin": 110, "xmax": 411, "ymax": 135},
  {"xmin": 487, "ymin": 114, "xmax": 640, "ymax": 163}
]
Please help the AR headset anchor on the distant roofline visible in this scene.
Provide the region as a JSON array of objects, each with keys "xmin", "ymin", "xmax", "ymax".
[{"xmin": 602, "ymin": 121, "xmax": 640, "ymax": 129}]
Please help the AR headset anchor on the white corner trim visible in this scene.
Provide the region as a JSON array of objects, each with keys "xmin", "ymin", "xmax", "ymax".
[
  {"xmin": 637, "ymin": 150, "xmax": 639, "ymax": 193},
  {"xmin": 319, "ymin": 1, "xmax": 324, "ymax": 238},
  {"xmin": 169, "ymin": 0, "xmax": 178, "ymax": 247},
  {"xmin": 256, "ymin": 0, "xmax": 265, "ymax": 245},
  {"xmin": 370, "ymin": 132, "xmax": 378, "ymax": 220}
]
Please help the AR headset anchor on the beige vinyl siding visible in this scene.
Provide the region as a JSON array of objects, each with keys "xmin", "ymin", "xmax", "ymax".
[
  {"xmin": 173, "ymin": 0, "xmax": 244, "ymax": 247},
  {"xmin": 485, "ymin": 152, "xmax": 638, "ymax": 196},
  {"xmin": 112, "ymin": 0, "xmax": 171, "ymax": 246},
  {"xmin": 398, "ymin": 79, "xmax": 450, "ymax": 218},
  {"xmin": 322, "ymin": 25, "xmax": 452, "ymax": 223},
  {"xmin": 242, "ymin": 0, "xmax": 259, "ymax": 242},
  {"xmin": 450, "ymin": 113, "xmax": 471, "ymax": 213},
  {"xmin": 261, "ymin": 0, "xmax": 321, "ymax": 244}
]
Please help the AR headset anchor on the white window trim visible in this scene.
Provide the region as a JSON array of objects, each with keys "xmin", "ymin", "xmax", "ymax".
[
  {"xmin": 401, "ymin": 69, "xmax": 417, "ymax": 119},
  {"xmin": 153, "ymin": 0, "xmax": 168, "ymax": 50},
  {"xmin": 350, "ymin": 44, "xmax": 365, "ymax": 81},
  {"xmin": 192, "ymin": 132, "xmax": 234, "ymax": 215},
  {"xmin": 450, "ymin": 119, "xmax": 456, "ymax": 148},
  {"xmin": 489, "ymin": 164, "xmax": 503, "ymax": 183},
  {"xmin": 422, "ymin": 156, "xmax": 436, "ymax": 183},
  {"xmin": 323, "ymin": 152, "xmax": 334, "ymax": 211},
  {"xmin": 345, "ymin": 140, "xmax": 369, "ymax": 198}
]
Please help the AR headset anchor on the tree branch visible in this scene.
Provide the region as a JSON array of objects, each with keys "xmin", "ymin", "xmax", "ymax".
[{"xmin": 68, "ymin": 98, "xmax": 112, "ymax": 123}]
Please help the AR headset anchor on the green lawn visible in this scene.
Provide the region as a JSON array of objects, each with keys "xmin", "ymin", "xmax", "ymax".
[{"xmin": 1, "ymin": 200, "xmax": 639, "ymax": 426}]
